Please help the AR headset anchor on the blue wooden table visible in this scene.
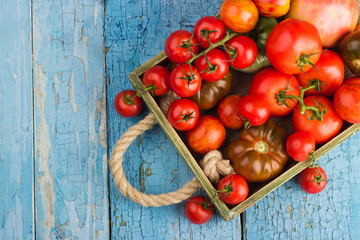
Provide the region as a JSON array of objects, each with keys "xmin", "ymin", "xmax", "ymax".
[{"xmin": 1, "ymin": 0, "xmax": 359, "ymax": 239}]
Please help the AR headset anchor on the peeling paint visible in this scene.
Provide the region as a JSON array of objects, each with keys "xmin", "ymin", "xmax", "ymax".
[
  {"xmin": 287, "ymin": 206, "xmax": 293, "ymax": 219},
  {"xmin": 140, "ymin": 160, "xmax": 146, "ymax": 193}
]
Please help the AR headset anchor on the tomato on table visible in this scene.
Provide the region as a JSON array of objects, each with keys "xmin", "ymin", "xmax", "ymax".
[
  {"xmin": 193, "ymin": 16, "xmax": 226, "ymax": 49},
  {"xmin": 195, "ymin": 48, "xmax": 229, "ymax": 82},
  {"xmin": 114, "ymin": 89, "xmax": 143, "ymax": 118},
  {"xmin": 224, "ymin": 35, "xmax": 258, "ymax": 70},
  {"xmin": 218, "ymin": 95, "xmax": 244, "ymax": 130},
  {"xmin": 217, "ymin": 174, "xmax": 249, "ymax": 205},
  {"xmin": 167, "ymin": 98, "xmax": 199, "ymax": 131},
  {"xmin": 286, "ymin": 131, "xmax": 315, "ymax": 162},
  {"xmin": 237, "ymin": 94, "xmax": 271, "ymax": 128},
  {"xmin": 165, "ymin": 30, "xmax": 199, "ymax": 64},
  {"xmin": 298, "ymin": 165, "xmax": 328, "ymax": 194},
  {"xmin": 142, "ymin": 65, "xmax": 171, "ymax": 96},
  {"xmin": 184, "ymin": 196, "xmax": 213, "ymax": 224},
  {"xmin": 169, "ymin": 64, "xmax": 201, "ymax": 98}
]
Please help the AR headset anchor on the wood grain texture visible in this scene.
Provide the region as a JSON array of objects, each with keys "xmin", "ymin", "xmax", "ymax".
[
  {"xmin": 0, "ymin": 1, "xmax": 34, "ymax": 239},
  {"xmin": 33, "ymin": 0, "xmax": 109, "ymax": 239},
  {"xmin": 105, "ymin": 0, "xmax": 242, "ymax": 239}
]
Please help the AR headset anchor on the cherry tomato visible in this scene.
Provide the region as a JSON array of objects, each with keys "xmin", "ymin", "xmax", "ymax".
[
  {"xmin": 195, "ymin": 49, "xmax": 229, "ymax": 82},
  {"xmin": 142, "ymin": 65, "xmax": 171, "ymax": 96},
  {"xmin": 186, "ymin": 115, "xmax": 225, "ymax": 154},
  {"xmin": 167, "ymin": 99, "xmax": 199, "ymax": 131},
  {"xmin": 184, "ymin": 196, "xmax": 213, "ymax": 225},
  {"xmin": 165, "ymin": 30, "xmax": 199, "ymax": 64},
  {"xmin": 224, "ymin": 35, "xmax": 258, "ymax": 70},
  {"xmin": 249, "ymin": 67, "xmax": 300, "ymax": 117},
  {"xmin": 292, "ymin": 95, "xmax": 343, "ymax": 144},
  {"xmin": 298, "ymin": 165, "xmax": 328, "ymax": 194},
  {"xmin": 193, "ymin": 16, "xmax": 226, "ymax": 49},
  {"xmin": 220, "ymin": 0, "xmax": 259, "ymax": 33},
  {"xmin": 218, "ymin": 95, "xmax": 244, "ymax": 130},
  {"xmin": 296, "ymin": 50, "xmax": 345, "ymax": 97},
  {"xmin": 266, "ymin": 19, "xmax": 322, "ymax": 74},
  {"xmin": 114, "ymin": 89, "xmax": 143, "ymax": 118},
  {"xmin": 169, "ymin": 64, "xmax": 201, "ymax": 98},
  {"xmin": 217, "ymin": 174, "xmax": 249, "ymax": 205},
  {"xmin": 286, "ymin": 131, "xmax": 315, "ymax": 162},
  {"xmin": 238, "ymin": 94, "xmax": 271, "ymax": 127}
]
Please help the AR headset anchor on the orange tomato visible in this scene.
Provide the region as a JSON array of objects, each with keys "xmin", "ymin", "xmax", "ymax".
[{"xmin": 253, "ymin": 0, "xmax": 290, "ymax": 18}]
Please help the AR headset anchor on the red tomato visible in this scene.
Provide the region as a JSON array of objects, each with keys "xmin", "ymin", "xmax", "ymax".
[
  {"xmin": 142, "ymin": 65, "xmax": 171, "ymax": 96},
  {"xmin": 266, "ymin": 19, "xmax": 322, "ymax": 74},
  {"xmin": 292, "ymin": 95, "xmax": 343, "ymax": 144},
  {"xmin": 186, "ymin": 115, "xmax": 225, "ymax": 154},
  {"xmin": 224, "ymin": 35, "xmax": 258, "ymax": 70},
  {"xmin": 193, "ymin": 16, "xmax": 226, "ymax": 49},
  {"xmin": 296, "ymin": 50, "xmax": 345, "ymax": 97},
  {"xmin": 334, "ymin": 77, "xmax": 360, "ymax": 124},
  {"xmin": 218, "ymin": 95, "xmax": 244, "ymax": 130},
  {"xmin": 237, "ymin": 94, "xmax": 271, "ymax": 127},
  {"xmin": 169, "ymin": 64, "xmax": 201, "ymax": 98},
  {"xmin": 167, "ymin": 99, "xmax": 199, "ymax": 131},
  {"xmin": 165, "ymin": 30, "xmax": 199, "ymax": 64},
  {"xmin": 253, "ymin": 0, "xmax": 291, "ymax": 18},
  {"xmin": 298, "ymin": 165, "xmax": 328, "ymax": 194},
  {"xmin": 195, "ymin": 49, "xmax": 229, "ymax": 82},
  {"xmin": 114, "ymin": 89, "xmax": 143, "ymax": 118},
  {"xmin": 356, "ymin": 24, "xmax": 360, "ymax": 32},
  {"xmin": 286, "ymin": 131, "xmax": 315, "ymax": 162},
  {"xmin": 220, "ymin": 0, "xmax": 259, "ymax": 33},
  {"xmin": 249, "ymin": 67, "xmax": 300, "ymax": 117},
  {"xmin": 184, "ymin": 196, "xmax": 213, "ymax": 224},
  {"xmin": 217, "ymin": 174, "xmax": 249, "ymax": 205}
]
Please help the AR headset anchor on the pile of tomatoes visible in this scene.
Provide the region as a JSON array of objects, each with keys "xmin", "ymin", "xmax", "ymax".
[{"xmin": 114, "ymin": 0, "xmax": 360, "ymax": 224}]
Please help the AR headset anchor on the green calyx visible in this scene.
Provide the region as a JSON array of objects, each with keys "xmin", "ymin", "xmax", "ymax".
[
  {"xmin": 122, "ymin": 91, "xmax": 138, "ymax": 105},
  {"xmin": 176, "ymin": 111, "xmax": 195, "ymax": 123},
  {"xmin": 309, "ymin": 164, "xmax": 328, "ymax": 189}
]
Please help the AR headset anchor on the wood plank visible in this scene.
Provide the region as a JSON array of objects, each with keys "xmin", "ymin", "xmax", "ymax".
[
  {"xmin": 33, "ymin": 0, "xmax": 109, "ymax": 239},
  {"xmin": 0, "ymin": 1, "xmax": 34, "ymax": 239},
  {"xmin": 105, "ymin": 0, "xmax": 242, "ymax": 238}
]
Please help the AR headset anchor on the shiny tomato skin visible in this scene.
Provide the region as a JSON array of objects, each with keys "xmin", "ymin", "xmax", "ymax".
[
  {"xmin": 142, "ymin": 65, "xmax": 170, "ymax": 96},
  {"xmin": 193, "ymin": 16, "xmax": 226, "ymax": 49},
  {"xmin": 286, "ymin": 131, "xmax": 315, "ymax": 162},
  {"xmin": 169, "ymin": 64, "xmax": 201, "ymax": 98},
  {"xmin": 220, "ymin": 0, "xmax": 259, "ymax": 33},
  {"xmin": 249, "ymin": 67, "xmax": 300, "ymax": 117},
  {"xmin": 238, "ymin": 94, "xmax": 271, "ymax": 126},
  {"xmin": 218, "ymin": 95, "xmax": 244, "ymax": 130},
  {"xmin": 266, "ymin": 18, "xmax": 322, "ymax": 74},
  {"xmin": 334, "ymin": 77, "xmax": 360, "ymax": 124},
  {"xmin": 114, "ymin": 89, "xmax": 143, "ymax": 118},
  {"xmin": 184, "ymin": 196, "xmax": 213, "ymax": 224},
  {"xmin": 165, "ymin": 30, "xmax": 199, "ymax": 64},
  {"xmin": 292, "ymin": 95, "xmax": 343, "ymax": 144},
  {"xmin": 253, "ymin": 0, "xmax": 291, "ymax": 18},
  {"xmin": 296, "ymin": 50, "xmax": 345, "ymax": 97},
  {"xmin": 224, "ymin": 35, "xmax": 258, "ymax": 70},
  {"xmin": 356, "ymin": 24, "xmax": 360, "ymax": 32},
  {"xmin": 186, "ymin": 115, "xmax": 225, "ymax": 154},
  {"xmin": 217, "ymin": 174, "xmax": 249, "ymax": 205},
  {"xmin": 298, "ymin": 166, "xmax": 327, "ymax": 194},
  {"xmin": 167, "ymin": 99, "xmax": 199, "ymax": 131},
  {"xmin": 195, "ymin": 49, "xmax": 229, "ymax": 82}
]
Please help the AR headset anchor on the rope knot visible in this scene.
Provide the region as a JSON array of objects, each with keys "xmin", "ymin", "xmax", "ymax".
[{"xmin": 200, "ymin": 150, "xmax": 235, "ymax": 184}]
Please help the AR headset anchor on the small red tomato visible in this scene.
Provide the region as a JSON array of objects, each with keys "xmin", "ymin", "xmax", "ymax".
[
  {"xmin": 167, "ymin": 99, "xmax": 199, "ymax": 131},
  {"xmin": 142, "ymin": 65, "xmax": 171, "ymax": 96},
  {"xmin": 238, "ymin": 94, "xmax": 271, "ymax": 127},
  {"xmin": 114, "ymin": 89, "xmax": 143, "ymax": 118},
  {"xmin": 218, "ymin": 95, "xmax": 244, "ymax": 129},
  {"xmin": 195, "ymin": 49, "xmax": 229, "ymax": 82},
  {"xmin": 169, "ymin": 64, "xmax": 202, "ymax": 98},
  {"xmin": 224, "ymin": 35, "xmax": 258, "ymax": 70},
  {"xmin": 193, "ymin": 16, "xmax": 226, "ymax": 49},
  {"xmin": 217, "ymin": 174, "xmax": 249, "ymax": 205},
  {"xmin": 298, "ymin": 165, "xmax": 328, "ymax": 194},
  {"xmin": 184, "ymin": 196, "xmax": 213, "ymax": 225},
  {"xmin": 286, "ymin": 131, "xmax": 315, "ymax": 162},
  {"xmin": 165, "ymin": 30, "xmax": 199, "ymax": 64}
]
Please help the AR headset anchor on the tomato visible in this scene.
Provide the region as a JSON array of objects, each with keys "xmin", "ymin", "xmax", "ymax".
[
  {"xmin": 356, "ymin": 24, "xmax": 360, "ymax": 32},
  {"xmin": 167, "ymin": 99, "xmax": 199, "ymax": 131},
  {"xmin": 114, "ymin": 89, "xmax": 143, "ymax": 118},
  {"xmin": 237, "ymin": 94, "xmax": 271, "ymax": 127},
  {"xmin": 193, "ymin": 16, "xmax": 226, "ymax": 49},
  {"xmin": 186, "ymin": 115, "xmax": 225, "ymax": 154},
  {"xmin": 169, "ymin": 64, "xmax": 201, "ymax": 98},
  {"xmin": 142, "ymin": 65, "xmax": 170, "ymax": 96},
  {"xmin": 165, "ymin": 30, "xmax": 199, "ymax": 64},
  {"xmin": 292, "ymin": 95, "xmax": 343, "ymax": 144},
  {"xmin": 266, "ymin": 18, "xmax": 322, "ymax": 74},
  {"xmin": 253, "ymin": 0, "xmax": 290, "ymax": 18},
  {"xmin": 249, "ymin": 67, "xmax": 300, "ymax": 117},
  {"xmin": 218, "ymin": 95, "xmax": 244, "ymax": 130},
  {"xmin": 298, "ymin": 165, "xmax": 328, "ymax": 194},
  {"xmin": 224, "ymin": 35, "xmax": 258, "ymax": 70},
  {"xmin": 220, "ymin": 0, "xmax": 259, "ymax": 33},
  {"xmin": 195, "ymin": 49, "xmax": 229, "ymax": 82},
  {"xmin": 217, "ymin": 174, "xmax": 249, "ymax": 205},
  {"xmin": 184, "ymin": 196, "xmax": 213, "ymax": 224},
  {"xmin": 286, "ymin": 131, "xmax": 315, "ymax": 162},
  {"xmin": 339, "ymin": 30, "xmax": 360, "ymax": 77},
  {"xmin": 227, "ymin": 119, "xmax": 289, "ymax": 182},
  {"xmin": 295, "ymin": 50, "xmax": 345, "ymax": 97},
  {"xmin": 334, "ymin": 77, "xmax": 360, "ymax": 124}
]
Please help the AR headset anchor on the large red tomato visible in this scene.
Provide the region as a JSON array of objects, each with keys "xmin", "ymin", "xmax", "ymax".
[
  {"xmin": 253, "ymin": 0, "xmax": 290, "ymax": 18},
  {"xmin": 286, "ymin": 0, "xmax": 359, "ymax": 48}
]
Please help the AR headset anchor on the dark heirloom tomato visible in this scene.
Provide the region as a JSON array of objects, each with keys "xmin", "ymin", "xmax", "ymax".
[
  {"xmin": 195, "ymin": 48, "xmax": 229, "ymax": 82},
  {"xmin": 227, "ymin": 119, "xmax": 289, "ymax": 183},
  {"xmin": 339, "ymin": 30, "xmax": 360, "ymax": 77},
  {"xmin": 218, "ymin": 95, "xmax": 244, "ymax": 130},
  {"xmin": 190, "ymin": 70, "xmax": 232, "ymax": 110},
  {"xmin": 193, "ymin": 16, "xmax": 226, "ymax": 49}
]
